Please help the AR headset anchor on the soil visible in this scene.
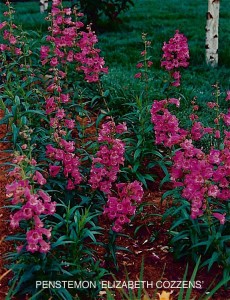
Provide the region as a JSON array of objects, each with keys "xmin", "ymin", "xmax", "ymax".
[
  {"xmin": 0, "ymin": 111, "xmax": 229, "ymax": 300},
  {"xmin": 0, "ymin": 110, "xmax": 15, "ymax": 299},
  {"xmin": 95, "ymin": 175, "xmax": 230, "ymax": 300},
  {"xmin": 97, "ymin": 190, "xmax": 229, "ymax": 300}
]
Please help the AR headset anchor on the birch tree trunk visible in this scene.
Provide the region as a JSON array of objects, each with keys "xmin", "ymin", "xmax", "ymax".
[
  {"xmin": 205, "ymin": 0, "xmax": 220, "ymax": 67},
  {"xmin": 40, "ymin": 0, "xmax": 48, "ymax": 13}
]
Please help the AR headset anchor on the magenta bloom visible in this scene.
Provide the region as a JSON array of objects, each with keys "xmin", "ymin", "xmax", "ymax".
[
  {"xmin": 33, "ymin": 171, "xmax": 47, "ymax": 185},
  {"xmin": 161, "ymin": 30, "xmax": 189, "ymax": 86},
  {"xmin": 212, "ymin": 213, "xmax": 226, "ymax": 225},
  {"xmin": 89, "ymin": 121, "xmax": 126, "ymax": 194},
  {"xmin": 225, "ymin": 91, "xmax": 230, "ymax": 101},
  {"xmin": 49, "ymin": 165, "xmax": 61, "ymax": 177},
  {"xmin": 134, "ymin": 72, "xmax": 142, "ymax": 79},
  {"xmin": 104, "ymin": 181, "xmax": 144, "ymax": 232}
]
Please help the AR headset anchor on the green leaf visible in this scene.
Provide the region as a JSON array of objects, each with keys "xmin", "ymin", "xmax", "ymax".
[
  {"xmin": 21, "ymin": 110, "xmax": 48, "ymax": 122},
  {"xmin": 208, "ymin": 252, "xmax": 219, "ymax": 271},
  {"xmin": 178, "ymin": 263, "xmax": 188, "ymax": 300},
  {"xmin": 184, "ymin": 256, "xmax": 201, "ymax": 300},
  {"xmin": 96, "ymin": 113, "xmax": 106, "ymax": 128},
  {"xmin": 162, "ymin": 189, "xmax": 177, "ymax": 201},
  {"xmin": 143, "ymin": 173, "xmax": 154, "ymax": 181},
  {"xmin": 134, "ymin": 148, "xmax": 141, "ymax": 160},
  {"xmin": 52, "ymin": 236, "xmax": 75, "ymax": 248},
  {"xmin": 136, "ymin": 172, "xmax": 147, "ymax": 188},
  {"xmin": 12, "ymin": 123, "xmax": 19, "ymax": 145},
  {"xmin": 103, "ymin": 89, "xmax": 110, "ymax": 97},
  {"xmin": 14, "ymin": 95, "xmax": 20, "ymax": 105},
  {"xmin": 203, "ymin": 277, "xmax": 230, "ymax": 299}
]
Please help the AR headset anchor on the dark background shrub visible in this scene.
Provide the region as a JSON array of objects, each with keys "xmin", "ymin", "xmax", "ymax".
[{"xmin": 75, "ymin": 0, "xmax": 134, "ymax": 25}]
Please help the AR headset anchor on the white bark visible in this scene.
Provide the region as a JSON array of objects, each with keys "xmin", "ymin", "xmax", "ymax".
[
  {"xmin": 205, "ymin": 0, "xmax": 220, "ymax": 67},
  {"xmin": 40, "ymin": 0, "xmax": 48, "ymax": 13}
]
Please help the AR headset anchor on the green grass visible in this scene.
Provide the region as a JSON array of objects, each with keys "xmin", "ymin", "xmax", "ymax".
[
  {"xmin": 1, "ymin": 0, "xmax": 230, "ymax": 123},
  {"xmin": 97, "ymin": 0, "xmax": 230, "ymax": 125}
]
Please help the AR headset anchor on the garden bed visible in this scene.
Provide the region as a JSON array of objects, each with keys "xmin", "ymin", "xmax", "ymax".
[{"xmin": 0, "ymin": 0, "xmax": 229, "ymax": 299}]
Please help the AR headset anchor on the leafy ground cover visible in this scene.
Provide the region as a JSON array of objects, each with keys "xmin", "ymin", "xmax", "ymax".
[{"xmin": 0, "ymin": 0, "xmax": 229, "ymax": 299}]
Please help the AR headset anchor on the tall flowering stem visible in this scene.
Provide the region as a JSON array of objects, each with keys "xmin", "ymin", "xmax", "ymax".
[
  {"xmin": 89, "ymin": 120, "xmax": 144, "ymax": 232},
  {"xmin": 0, "ymin": 2, "xmax": 57, "ymax": 254},
  {"xmin": 161, "ymin": 30, "xmax": 189, "ymax": 87},
  {"xmin": 134, "ymin": 33, "xmax": 153, "ymax": 86},
  {"xmin": 43, "ymin": 0, "xmax": 108, "ymax": 190},
  {"xmin": 89, "ymin": 121, "xmax": 126, "ymax": 194}
]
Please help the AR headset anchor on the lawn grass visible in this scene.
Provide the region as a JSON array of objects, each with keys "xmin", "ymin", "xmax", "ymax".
[{"xmin": 1, "ymin": 0, "xmax": 230, "ymax": 125}]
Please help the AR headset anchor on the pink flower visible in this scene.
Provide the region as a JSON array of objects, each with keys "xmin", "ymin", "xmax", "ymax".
[
  {"xmin": 0, "ymin": 44, "xmax": 7, "ymax": 51},
  {"xmin": 40, "ymin": 45, "xmax": 49, "ymax": 60},
  {"xmin": 9, "ymin": 35, "xmax": 17, "ymax": 45},
  {"xmin": 136, "ymin": 62, "xmax": 143, "ymax": 68},
  {"xmin": 208, "ymin": 150, "xmax": 221, "ymax": 165},
  {"xmin": 21, "ymin": 206, "xmax": 34, "ymax": 220},
  {"xmin": 50, "ymin": 57, "xmax": 58, "ymax": 67},
  {"xmin": 26, "ymin": 243, "xmax": 39, "ymax": 253},
  {"xmin": 212, "ymin": 212, "xmax": 226, "ymax": 224},
  {"xmin": 161, "ymin": 30, "xmax": 189, "ymax": 86},
  {"xmin": 104, "ymin": 181, "xmax": 143, "ymax": 232},
  {"xmin": 215, "ymin": 130, "xmax": 220, "ymax": 138},
  {"xmin": 207, "ymin": 185, "xmax": 219, "ymax": 198},
  {"xmin": 147, "ymin": 60, "xmax": 153, "ymax": 67},
  {"xmin": 64, "ymin": 119, "xmax": 75, "ymax": 129},
  {"xmin": 59, "ymin": 139, "xmax": 75, "ymax": 152},
  {"xmin": 56, "ymin": 108, "xmax": 65, "ymax": 119},
  {"xmin": 116, "ymin": 122, "xmax": 127, "ymax": 134},
  {"xmin": 26, "ymin": 229, "xmax": 42, "ymax": 244},
  {"xmin": 49, "ymin": 165, "xmax": 61, "ymax": 177},
  {"xmin": 168, "ymin": 98, "xmax": 180, "ymax": 107},
  {"xmin": 38, "ymin": 190, "xmax": 51, "ymax": 203},
  {"xmin": 15, "ymin": 47, "xmax": 22, "ymax": 55},
  {"xmin": 223, "ymin": 110, "xmax": 230, "ymax": 126},
  {"xmin": 39, "ymin": 240, "xmax": 50, "ymax": 253},
  {"xmin": 0, "ymin": 21, "xmax": 7, "ymax": 30},
  {"xmin": 33, "ymin": 171, "xmax": 47, "ymax": 185},
  {"xmin": 89, "ymin": 121, "xmax": 126, "ymax": 194},
  {"xmin": 60, "ymin": 93, "xmax": 70, "ymax": 103},
  {"xmin": 67, "ymin": 179, "xmax": 75, "ymax": 190},
  {"xmin": 134, "ymin": 72, "xmax": 142, "ymax": 79},
  {"xmin": 207, "ymin": 102, "xmax": 217, "ymax": 109},
  {"xmin": 112, "ymin": 223, "xmax": 122, "ymax": 232},
  {"xmin": 225, "ymin": 91, "xmax": 230, "ymax": 101}
]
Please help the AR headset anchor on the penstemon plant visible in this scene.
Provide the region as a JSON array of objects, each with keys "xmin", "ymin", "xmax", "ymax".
[
  {"xmin": 0, "ymin": 1, "xmax": 144, "ymax": 299},
  {"xmin": 119, "ymin": 34, "xmax": 170, "ymax": 189},
  {"xmin": 151, "ymin": 31, "xmax": 230, "ymax": 283}
]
